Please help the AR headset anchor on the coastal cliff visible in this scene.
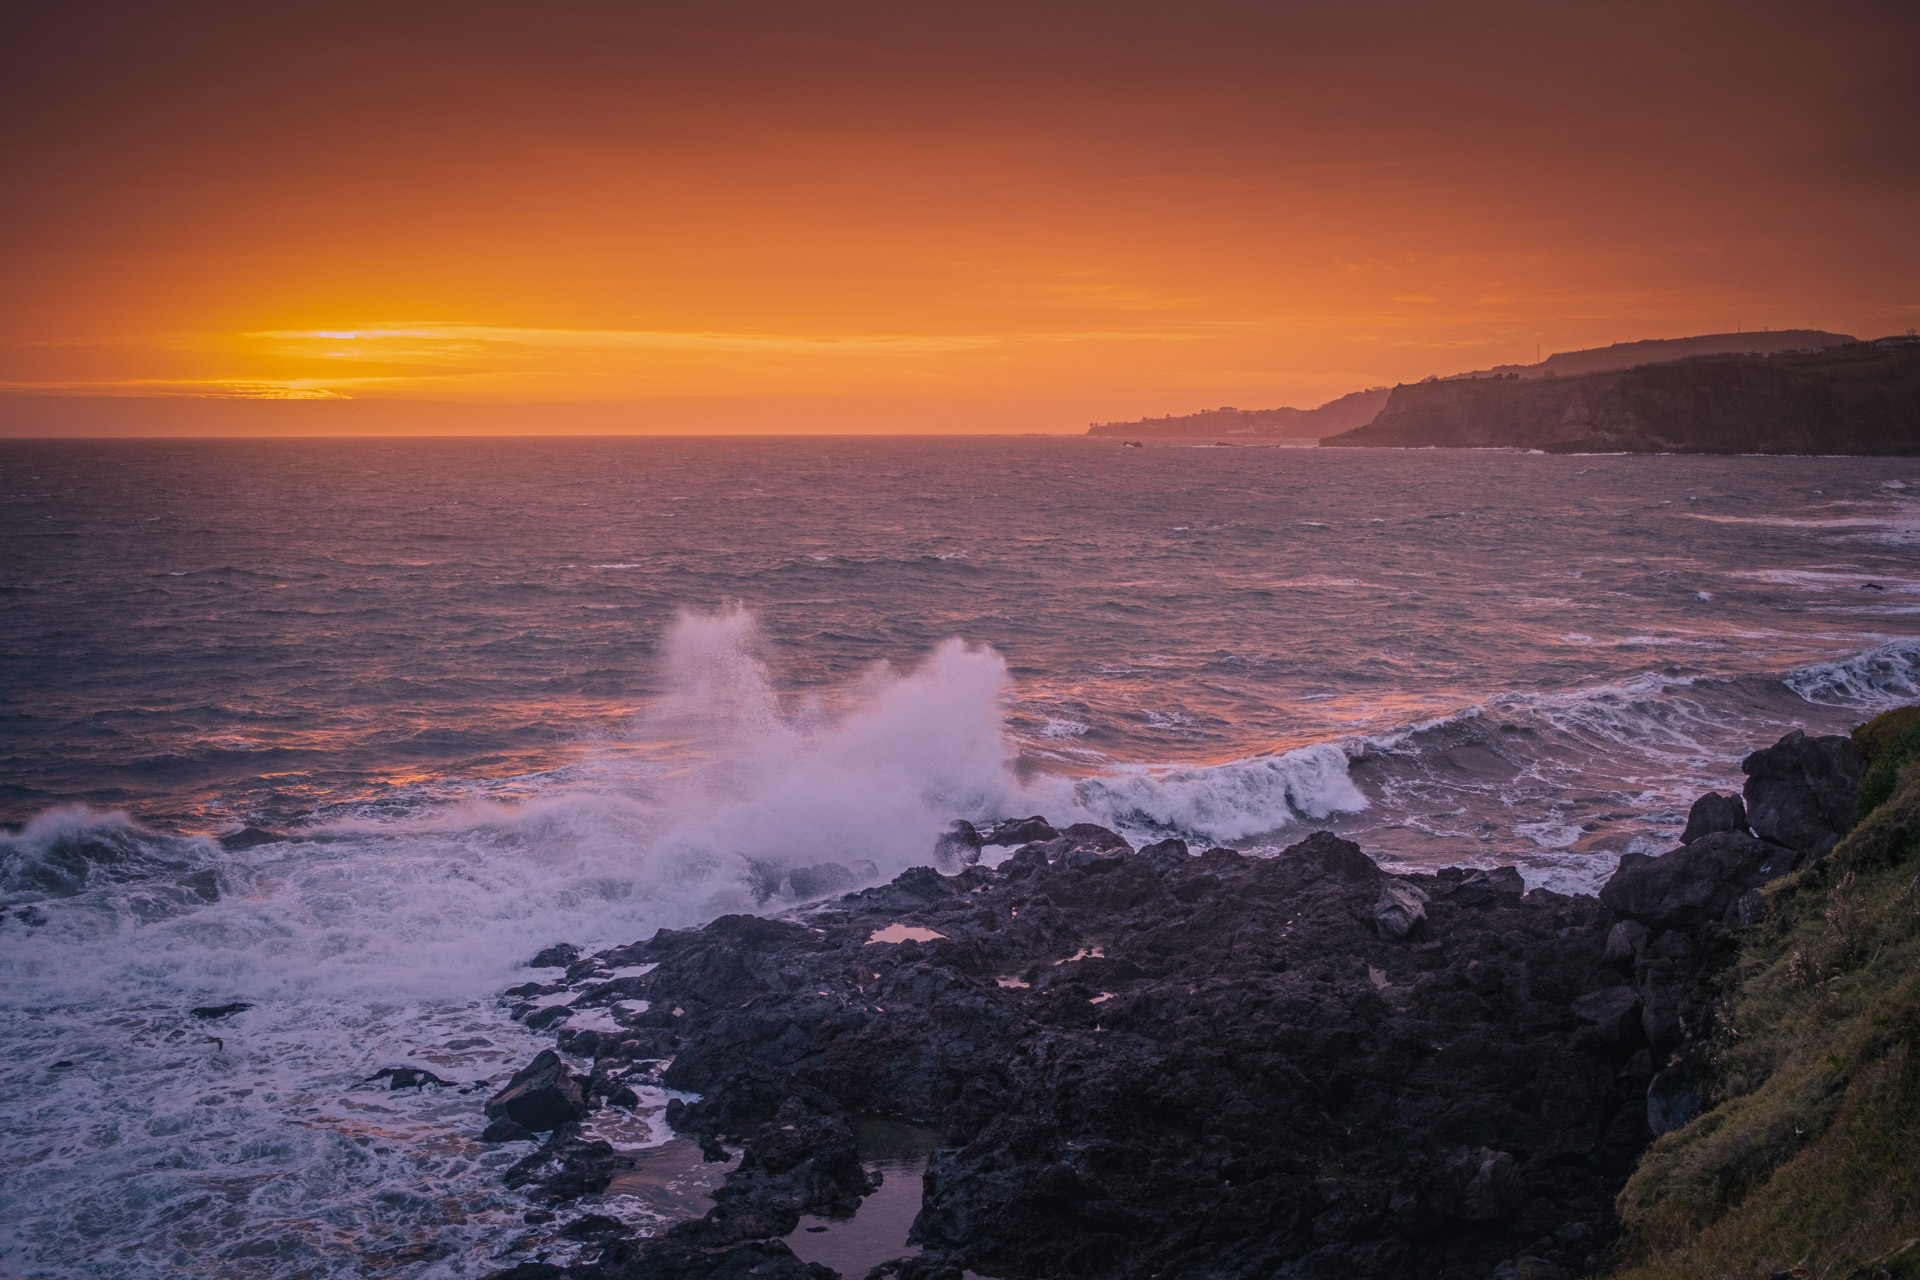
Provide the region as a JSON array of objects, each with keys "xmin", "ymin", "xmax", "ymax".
[
  {"xmin": 1320, "ymin": 341, "xmax": 1920, "ymax": 455},
  {"xmin": 468, "ymin": 710, "xmax": 1920, "ymax": 1280},
  {"xmin": 1087, "ymin": 387, "xmax": 1390, "ymax": 440}
]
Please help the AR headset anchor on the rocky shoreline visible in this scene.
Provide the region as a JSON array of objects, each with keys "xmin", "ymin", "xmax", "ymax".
[{"xmin": 473, "ymin": 729, "xmax": 1865, "ymax": 1280}]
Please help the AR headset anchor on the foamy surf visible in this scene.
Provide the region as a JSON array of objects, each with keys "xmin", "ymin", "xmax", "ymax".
[{"xmin": 3, "ymin": 613, "xmax": 1919, "ymax": 1277}]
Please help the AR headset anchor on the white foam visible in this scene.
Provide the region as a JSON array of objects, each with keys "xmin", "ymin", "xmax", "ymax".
[
  {"xmin": 1786, "ymin": 636, "xmax": 1920, "ymax": 706},
  {"xmin": 1064, "ymin": 741, "xmax": 1368, "ymax": 843}
]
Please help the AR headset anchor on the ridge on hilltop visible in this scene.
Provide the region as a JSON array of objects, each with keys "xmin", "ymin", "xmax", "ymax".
[
  {"xmin": 1086, "ymin": 329, "xmax": 1858, "ymax": 443},
  {"xmin": 1321, "ymin": 338, "xmax": 1920, "ymax": 455},
  {"xmin": 1458, "ymin": 329, "xmax": 1856, "ymax": 382}
]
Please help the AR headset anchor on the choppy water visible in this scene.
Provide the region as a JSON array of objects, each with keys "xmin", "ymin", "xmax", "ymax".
[{"xmin": 2, "ymin": 437, "xmax": 1917, "ymax": 1277}]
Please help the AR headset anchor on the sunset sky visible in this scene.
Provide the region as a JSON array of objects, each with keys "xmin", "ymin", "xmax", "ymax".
[{"xmin": 4, "ymin": 0, "xmax": 1917, "ymax": 435}]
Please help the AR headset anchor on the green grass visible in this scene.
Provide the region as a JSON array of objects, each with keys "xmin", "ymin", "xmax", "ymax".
[
  {"xmin": 1607, "ymin": 706, "xmax": 1920, "ymax": 1280},
  {"xmin": 1856, "ymin": 706, "xmax": 1920, "ymax": 822}
]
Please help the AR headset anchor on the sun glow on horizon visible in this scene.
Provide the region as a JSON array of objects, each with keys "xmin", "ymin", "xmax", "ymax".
[{"xmin": 2, "ymin": 2, "xmax": 1915, "ymax": 434}]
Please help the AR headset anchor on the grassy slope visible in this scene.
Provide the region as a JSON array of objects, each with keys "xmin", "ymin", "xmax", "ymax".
[{"xmin": 1607, "ymin": 709, "xmax": 1920, "ymax": 1280}]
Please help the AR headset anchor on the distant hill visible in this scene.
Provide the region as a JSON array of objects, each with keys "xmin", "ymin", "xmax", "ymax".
[
  {"xmin": 1086, "ymin": 386, "xmax": 1390, "ymax": 439},
  {"xmin": 1460, "ymin": 329, "xmax": 1856, "ymax": 381},
  {"xmin": 1321, "ymin": 338, "xmax": 1920, "ymax": 455},
  {"xmin": 1085, "ymin": 330, "xmax": 1855, "ymax": 441}
]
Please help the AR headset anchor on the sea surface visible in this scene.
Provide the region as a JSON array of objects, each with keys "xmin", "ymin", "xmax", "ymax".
[{"xmin": 2, "ymin": 436, "xmax": 1917, "ymax": 1277}]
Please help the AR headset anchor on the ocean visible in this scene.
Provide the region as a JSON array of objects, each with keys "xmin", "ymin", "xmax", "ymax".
[{"xmin": 2, "ymin": 436, "xmax": 1917, "ymax": 1277}]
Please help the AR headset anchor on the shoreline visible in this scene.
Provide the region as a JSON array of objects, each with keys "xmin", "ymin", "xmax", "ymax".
[{"xmin": 467, "ymin": 722, "xmax": 1889, "ymax": 1280}]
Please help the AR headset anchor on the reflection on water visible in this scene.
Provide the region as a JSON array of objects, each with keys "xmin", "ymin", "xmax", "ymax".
[
  {"xmin": 598, "ymin": 1135, "xmax": 737, "ymax": 1221},
  {"xmin": 786, "ymin": 1118, "xmax": 942, "ymax": 1278}
]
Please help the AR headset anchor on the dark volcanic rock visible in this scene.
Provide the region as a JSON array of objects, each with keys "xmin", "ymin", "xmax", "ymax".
[
  {"xmin": 932, "ymin": 821, "xmax": 985, "ymax": 871},
  {"xmin": 985, "ymin": 816, "xmax": 1058, "ymax": 846},
  {"xmin": 529, "ymin": 943, "xmax": 581, "ymax": 969},
  {"xmin": 1447, "ymin": 865, "xmax": 1524, "ymax": 905},
  {"xmin": 484, "ymin": 1049, "xmax": 586, "ymax": 1133},
  {"xmin": 366, "ymin": 1066, "xmax": 452, "ymax": 1090},
  {"xmin": 1373, "ymin": 878, "xmax": 1430, "ymax": 939},
  {"xmin": 190, "ymin": 1002, "xmax": 251, "ymax": 1020},
  {"xmin": 481, "ymin": 1116, "xmax": 537, "ymax": 1143},
  {"xmin": 1679, "ymin": 791, "xmax": 1748, "ymax": 844},
  {"xmin": 1599, "ymin": 831, "xmax": 1794, "ymax": 934},
  {"xmin": 505, "ymin": 1122, "xmax": 636, "ymax": 1203},
  {"xmin": 786, "ymin": 862, "xmax": 860, "ymax": 899},
  {"xmin": 491, "ymin": 827, "xmax": 1670, "ymax": 1280},
  {"xmin": 1741, "ymin": 729, "xmax": 1863, "ymax": 859}
]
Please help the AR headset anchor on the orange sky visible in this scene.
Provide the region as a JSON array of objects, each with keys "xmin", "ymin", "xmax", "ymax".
[{"xmin": 3, "ymin": 0, "xmax": 1917, "ymax": 434}]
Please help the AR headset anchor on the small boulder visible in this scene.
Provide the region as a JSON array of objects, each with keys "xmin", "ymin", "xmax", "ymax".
[
  {"xmin": 1138, "ymin": 837, "xmax": 1190, "ymax": 871},
  {"xmin": 1600, "ymin": 831, "xmax": 1791, "ymax": 934},
  {"xmin": 1571, "ymin": 986, "xmax": 1642, "ymax": 1047},
  {"xmin": 1433, "ymin": 1146, "xmax": 1521, "ymax": 1220},
  {"xmin": 1742, "ymin": 729, "xmax": 1863, "ymax": 859},
  {"xmin": 984, "ymin": 816, "xmax": 1057, "ymax": 846},
  {"xmin": 366, "ymin": 1066, "xmax": 452, "ymax": 1090},
  {"xmin": 190, "ymin": 1002, "xmax": 252, "ymax": 1020},
  {"xmin": 1060, "ymin": 823, "xmax": 1130, "ymax": 853},
  {"xmin": 1287, "ymin": 830, "xmax": 1379, "ymax": 882},
  {"xmin": 528, "ymin": 944, "xmax": 580, "ymax": 970},
  {"xmin": 1647, "ymin": 1067, "xmax": 1701, "ymax": 1134},
  {"xmin": 1449, "ymin": 865, "xmax": 1524, "ymax": 904},
  {"xmin": 786, "ymin": 862, "xmax": 858, "ymax": 899},
  {"xmin": 1373, "ymin": 879, "xmax": 1430, "ymax": 939},
  {"xmin": 932, "ymin": 821, "xmax": 984, "ymax": 871},
  {"xmin": 1602, "ymin": 919, "xmax": 1650, "ymax": 967},
  {"xmin": 1680, "ymin": 791, "xmax": 1748, "ymax": 843},
  {"xmin": 484, "ymin": 1049, "xmax": 586, "ymax": 1133},
  {"xmin": 481, "ymin": 1116, "xmax": 537, "ymax": 1143}
]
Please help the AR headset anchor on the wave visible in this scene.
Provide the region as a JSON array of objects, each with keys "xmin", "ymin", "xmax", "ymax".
[
  {"xmin": 1784, "ymin": 635, "xmax": 1920, "ymax": 705},
  {"xmin": 1065, "ymin": 743, "xmax": 1367, "ymax": 843},
  {"xmin": 1, "ymin": 805, "xmax": 224, "ymax": 903}
]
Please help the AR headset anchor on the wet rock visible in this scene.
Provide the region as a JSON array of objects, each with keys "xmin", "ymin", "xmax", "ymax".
[
  {"xmin": 1373, "ymin": 878, "xmax": 1429, "ymax": 938},
  {"xmin": 1449, "ymin": 864, "xmax": 1524, "ymax": 904},
  {"xmin": 1646, "ymin": 1067, "xmax": 1702, "ymax": 1135},
  {"xmin": 984, "ymin": 816, "xmax": 1057, "ymax": 846},
  {"xmin": 1572, "ymin": 986, "xmax": 1643, "ymax": 1047},
  {"xmin": 190, "ymin": 1002, "xmax": 252, "ymax": 1020},
  {"xmin": 523, "ymin": 1004, "xmax": 574, "ymax": 1031},
  {"xmin": 481, "ymin": 1116, "xmax": 536, "ymax": 1143},
  {"xmin": 528, "ymin": 944, "xmax": 580, "ymax": 969},
  {"xmin": 1289, "ymin": 829, "xmax": 1380, "ymax": 881},
  {"xmin": 1060, "ymin": 822, "xmax": 1130, "ymax": 853},
  {"xmin": 504, "ymin": 1123, "xmax": 634, "ymax": 1202},
  {"xmin": 932, "ymin": 821, "xmax": 984, "ymax": 871},
  {"xmin": 1741, "ymin": 729, "xmax": 1863, "ymax": 859},
  {"xmin": 1137, "ymin": 837, "xmax": 1190, "ymax": 871},
  {"xmin": 1602, "ymin": 919, "xmax": 1649, "ymax": 967},
  {"xmin": 366, "ymin": 1066, "xmax": 452, "ymax": 1090},
  {"xmin": 495, "ymin": 825, "xmax": 1652, "ymax": 1280},
  {"xmin": 786, "ymin": 862, "xmax": 859, "ymax": 899},
  {"xmin": 484, "ymin": 1049, "xmax": 586, "ymax": 1133},
  {"xmin": 1680, "ymin": 790, "xmax": 1748, "ymax": 843},
  {"xmin": 1600, "ymin": 831, "xmax": 1790, "ymax": 934},
  {"xmin": 1432, "ymin": 1146, "xmax": 1522, "ymax": 1220}
]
